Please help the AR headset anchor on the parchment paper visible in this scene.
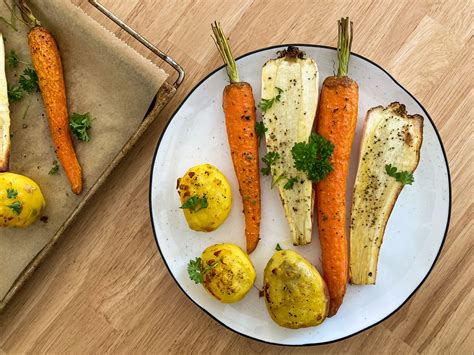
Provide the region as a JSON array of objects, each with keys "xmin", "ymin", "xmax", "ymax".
[{"xmin": 0, "ymin": 0, "xmax": 168, "ymax": 301}]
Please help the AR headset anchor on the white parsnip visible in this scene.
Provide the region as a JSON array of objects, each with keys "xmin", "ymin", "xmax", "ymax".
[
  {"xmin": 0, "ymin": 33, "xmax": 11, "ymax": 172},
  {"xmin": 261, "ymin": 47, "xmax": 319, "ymax": 245},
  {"xmin": 350, "ymin": 102, "xmax": 423, "ymax": 284}
]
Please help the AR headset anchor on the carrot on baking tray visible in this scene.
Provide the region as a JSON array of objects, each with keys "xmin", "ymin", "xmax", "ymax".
[
  {"xmin": 315, "ymin": 17, "xmax": 359, "ymax": 316},
  {"xmin": 18, "ymin": 0, "xmax": 83, "ymax": 194},
  {"xmin": 211, "ymin": 21, "xmax": 261, "ymax": 253}
]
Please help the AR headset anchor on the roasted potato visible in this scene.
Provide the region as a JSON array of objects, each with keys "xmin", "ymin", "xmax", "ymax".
[
  {"xmin": 263, "ymin": 250, "xmax": 329, "ymax": 328},
  {"xmin": 201, "ymin": 244, "xmax": 256, "ymax": 303},
  {"xmin": 177, "ymin": 164, "xmax": 231, "ymax": 232},
  {"xmin": 0, "ymin": 172, "xmax": 46, "ymax": 227}
]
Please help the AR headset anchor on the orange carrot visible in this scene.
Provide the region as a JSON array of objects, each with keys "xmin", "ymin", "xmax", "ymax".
[
  {"xmin": 212, "ymin": 21, "xmax": 261, "ymax": 253},
  {"xmin": 20, "ymin": 2, "xmax": 83, "ymax": 194},
  {"xmin": 316, "ymin": 18, "xmax": 358, "ymax": 316}
]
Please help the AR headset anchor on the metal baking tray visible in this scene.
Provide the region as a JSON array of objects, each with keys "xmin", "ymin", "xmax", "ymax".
[{"xmin": 0, "ymin": 0, "xmax": 184, "ymax": 311}]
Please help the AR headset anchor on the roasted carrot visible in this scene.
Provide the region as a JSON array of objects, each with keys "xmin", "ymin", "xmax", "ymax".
[
  {"xmin": 315, "ymin": 18, "xmax": 358, "ymax": 316},
  {"xmin": 19, "ymin": 1, "xmax": 82, "ymax": 194},
  {"xmin": 211, "ymin": 21, "xmax": 261, "ymax": 253}
]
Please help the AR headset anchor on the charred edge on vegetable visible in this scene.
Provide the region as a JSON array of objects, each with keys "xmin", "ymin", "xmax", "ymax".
[
  {"xmin": 387, "ymin": 102, "xmax": 424, "ymax": 123},
  {"xmin": 276, "ymin": 46, "xmax": 306, "ymax": 59}
]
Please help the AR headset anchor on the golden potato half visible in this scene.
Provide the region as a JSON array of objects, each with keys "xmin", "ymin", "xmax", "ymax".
[
  {"xmin": 264, "ymin": 250, "xmax": 329, "ymax": 328},
  {"xmin": 177, "ymin": 164, "xmax": 231, "ymax": 232},
  {"xmin": 201, "ymin": 244, "xmax": 256, "ymax": 303},
  {"xmin": 0, "ymin": 172, "xmax": 46, "ymax": 227}
]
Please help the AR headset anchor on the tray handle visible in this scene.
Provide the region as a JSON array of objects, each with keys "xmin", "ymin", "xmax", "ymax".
[{"xmin": 88, "ymin": 0, "xmax": 185, "ymax": 89}]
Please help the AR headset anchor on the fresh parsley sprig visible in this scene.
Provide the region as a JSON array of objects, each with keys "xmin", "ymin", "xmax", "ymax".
[
  {"xmin": 7, "ymin": 67, "xmax": 39, "ymax": 103},
  {"xmin": 385, "ymin": 164, "xmax": 414, "ymax": 185},
  {"xmin": 19, "ymin": 67, "xmax": 39, "ymax": 93},
  {"xmin": 70, "ymin": 112, "xmax": 93, "ymax": 142},
  {"xmin": 187, "ymin": 257, "xmax": 204, "ymax": 284},
  {"xmin": 180, "ymin": 195, "xmax": 208, "ymax": 212},
  {"xmin": 7, "ymin": 50, "xmax": 19, "ymax": 68},
  {"xmin": 261, "ymin": 151, "xmax": 280, "ymax": 176},
  {"xmin": 6, "ymin": 50, "xmax": 30, "ymax": 68},
  {"xmin": 259, "ymin": 87, "xmax": 283, "ymax": 113},
  {"xmin": 7, "ymin": 84, "xmax": 22, "ymax": 102},
  {"xmin": 291, "ymin": 133, "xmax": 334, "ymax": 182},
  {"xmin": 187, "ymin": 257, "xmax": 219, "ymax": 284}
]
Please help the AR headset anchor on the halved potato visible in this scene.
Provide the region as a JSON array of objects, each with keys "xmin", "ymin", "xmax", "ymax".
[
  {"xmin": 263, "ymin": 249, "xmax": 329, "ymax": 328},
  {"xmin": 0, "ymin": 172, "xmax": 46, "ymax": 227},
  {"xmin": 177, "ymin": 164, "xmax": 231, "ymax": 232},
  {"xmin": 201, "ymin": 244, "xmax": 256, "ymax": 303}
]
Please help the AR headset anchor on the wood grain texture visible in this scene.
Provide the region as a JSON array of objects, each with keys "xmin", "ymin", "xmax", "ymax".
[{"xmin": 1, "ymin": 0, "xmax": 472, "ymax": 353}]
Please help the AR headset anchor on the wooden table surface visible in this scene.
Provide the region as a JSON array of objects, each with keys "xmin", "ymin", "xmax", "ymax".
[{"xmin": 0, "ymin": 0, "xmax": 471, "ymax": 353}]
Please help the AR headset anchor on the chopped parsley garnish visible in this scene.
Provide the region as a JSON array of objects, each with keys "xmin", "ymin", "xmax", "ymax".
[
  {"xmin": 385, "ymin": 164, "xmax": 414, "ymax": 185},
  {"xmin": 261, "ymin": 151, "xmax": 280, "ymax": 176},
  {"xmin": 255, "ymin": 121, "xmax": 267, "ymax": 144},
  {"xmin": 291, "ymin": 133, "xmax": 334, "ymax": 182},
  {"xmin": 7, "ymin": 50, "xmax": 19, "ymax": 68},
  {"xmin": 283, "ymin": 177, "xmax": 298, "ymax": 190},
  {"xmin": 19, "ymin": 67, "xmax": 39, "ymax": 93},
  {"xmin": 187, "ymin": 257, "xmax": 219, "ymax": 284},
  {"xmin": 6, "ymin": 188, "xmax": 18, "ymax": 199},
  {"xmin": 70, "ymin": 112, "xmax": 93, "ymax": 142},
  {"xmin": 7, "ymin": 84, "xmax": 22, "ymax": 102},
  {"xmin": 8, "ymin": 201, "xmax": 22, "ymax": 215},
  {"xmin": 180, "ymin": 195, "xmax": 208, "ymax": 212},
  {"xmin": 270, "ymin": 174, "xmax": 297, "ymax": 190},
  {"xmin": 258, "ymin": 87, "xmax": 283, "ymax": 113},
  {"xmin": 6, "ymin": 67, "xmax": 40, "ymax": 103},
  {"xmin": 275, "ymin": 243, "xmax": 282, "ymax": 251},
  {"xmin": 48, "ymin": 160, "xmax": 60, "ymax": 175}
]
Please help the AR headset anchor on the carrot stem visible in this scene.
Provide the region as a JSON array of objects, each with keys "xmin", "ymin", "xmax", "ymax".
[
  {"xmin": 211, "ymin": 21, "xmax": 240, "ymax": 84},
  {"xmin": 16, "ymin": 0, "xmax": 40, "ymax": 27},
  {"xmin": 337, "ymin": 17, "xmax": 353, "ymax": 77}
]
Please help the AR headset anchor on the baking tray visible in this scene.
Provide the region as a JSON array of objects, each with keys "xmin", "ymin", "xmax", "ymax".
[{"xmin": 0, "ymin": 0, "xmax": 184, "ymax": 311}]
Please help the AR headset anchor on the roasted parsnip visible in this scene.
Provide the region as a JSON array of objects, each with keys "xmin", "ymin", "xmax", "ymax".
[
  {"xmin": 261, "ymin": 47, "xmax": 319, "ymax": 245},
  {"xmin": 350, "ymin": 102, "xmax": 423, "ymax": 284},
  {"xmin": 0, "ymin": 33, "xmax": 11, "ymax": 172}
]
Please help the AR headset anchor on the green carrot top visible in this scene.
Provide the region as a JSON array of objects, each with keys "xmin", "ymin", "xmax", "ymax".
[
  {"xmin": 211, "ymin": 21, "xmax": 240, "ymax": 84},
  {"xmin": 337, "ymin": 17, "xmax": 353, "ymax": 77},
  {"xmin": 17, "ymin": 0, "xmax": 41, "ymax": 27}
]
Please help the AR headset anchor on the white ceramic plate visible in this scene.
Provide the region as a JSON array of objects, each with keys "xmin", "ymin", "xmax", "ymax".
[{"xmin": 149, "ymin": 45, "xmax": 451, "ymax": 346}]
